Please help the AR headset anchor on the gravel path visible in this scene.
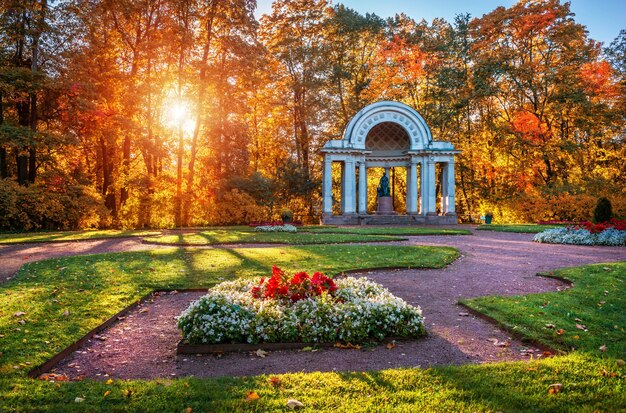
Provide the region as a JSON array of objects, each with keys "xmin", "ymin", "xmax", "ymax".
[{"xmin": 35, "ymin": 230, "xmax": 623, "ymax": 379}]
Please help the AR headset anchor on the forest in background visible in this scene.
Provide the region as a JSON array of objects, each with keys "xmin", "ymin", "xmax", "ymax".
[{"xmin": 0, "ymin": 0, "xmax": 624, "ymax": 229}]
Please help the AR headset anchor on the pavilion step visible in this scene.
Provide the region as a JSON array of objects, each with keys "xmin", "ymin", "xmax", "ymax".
[{"xmin": 321, "ymin": 214, "xmax": 457, "ymax": 226}]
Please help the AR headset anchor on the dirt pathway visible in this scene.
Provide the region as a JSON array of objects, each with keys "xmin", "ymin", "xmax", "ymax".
[{"xmin": 40, "ymin": 230, "xmax": 625, "ymax": 379}]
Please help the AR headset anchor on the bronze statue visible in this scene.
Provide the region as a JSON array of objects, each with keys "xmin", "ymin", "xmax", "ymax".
[{"xmin": 377, "ymin": 172, "xmax": 391, "ymax": 197}]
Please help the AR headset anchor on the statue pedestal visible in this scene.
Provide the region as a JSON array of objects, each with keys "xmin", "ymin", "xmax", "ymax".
[{"xmin": 376, "ymin": 196, "xmax": 396, "ymax": 215}]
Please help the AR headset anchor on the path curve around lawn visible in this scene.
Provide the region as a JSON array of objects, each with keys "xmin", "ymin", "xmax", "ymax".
[{"xmin": 4, "ymin": 229, "xmax": 619, "ymax": 379}]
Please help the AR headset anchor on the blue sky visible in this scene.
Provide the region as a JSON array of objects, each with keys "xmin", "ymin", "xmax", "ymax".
[{"xmin": 255, "ymin": 0, "xmax": 625, "ymax": 46}]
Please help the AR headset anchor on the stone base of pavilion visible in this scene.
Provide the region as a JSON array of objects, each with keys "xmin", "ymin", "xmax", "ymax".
[{"xmin": 321, "ymin": 213, "xmax": 458, "ymax": 226}]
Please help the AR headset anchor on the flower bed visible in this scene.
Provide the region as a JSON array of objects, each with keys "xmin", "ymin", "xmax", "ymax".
[
  {"xmin": 177, "ymin": 267, "xmax": 425, "ymax": 345},
  {"xmin": 533, "ymin": 223, "xmax": 626, "ymax": 246},
  {"xmin": 249, "ymin": 221, "xmax": 302, "ymax": 227},
  {"xmin": 536, "ymin": 220, "xmax": 582, "ymax": 225},
  {"xmin": 254, "ymin": 224, "xmax": 297, "ymax": 233}
]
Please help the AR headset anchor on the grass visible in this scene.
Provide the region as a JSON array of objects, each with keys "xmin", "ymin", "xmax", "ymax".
[
  {"xmin": 476, "ymin": 224, "xmax": 562, "ymax": 233},
  {"xmin": 1, "ymin": 249, "xmax": 625, "ymax": 411},
  {"xmin": 0, "ymin": 230, "xmax": 162, "ymax": 244},
  {"xmin": 2, "ymin": 353, "xmax": 624, "ymax": 412},
  {"xmin": 302, "ymin": 226, "xmax": 472, "ymax": 236},
  {"xmin": 143, "ymin": 230, "xmax": 405, "ymax": 245},
  {"xmin": 0, "ymin": 225, "xmax": 470, "ymax": 246},
  {"xmin": 462, "ymin": 263, "xmax": 626, "ymax": 358}
]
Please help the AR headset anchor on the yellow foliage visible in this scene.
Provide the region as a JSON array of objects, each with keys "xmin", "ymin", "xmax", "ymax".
[
  {"xmin": 485, "ymin": 190, "xmax": 626, "ymax": 223},
  {"xmin": 209, "ymin": 189, "xmax": 266, "ymax": 225}
]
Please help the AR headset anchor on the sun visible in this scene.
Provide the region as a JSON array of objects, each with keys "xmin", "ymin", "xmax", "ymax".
[{"xmin": 165, "ymin": 99, "xmax": 196, "ymax": 136}]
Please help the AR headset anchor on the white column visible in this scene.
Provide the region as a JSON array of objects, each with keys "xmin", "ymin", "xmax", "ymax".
[
  {"xmin": 406, "ymin": 158, "xmax": 418, "ymax": 214},
  {"xmin": 427, "ymin": 159, "xmax": 437, "ymax": 215},
  {"xmin": 358, "ymin": 161, "xmax": 367, "ymax": 214},
  {"xmin": 342, "ymin": 157, "xmax": 356, "ymax": 214},
  {"xmin": 419, "ymin": 159, "xmax": 427, "ymax": 215},
  {"xmin": 445, "ymin": 161, "xmax": 456, "ymax": 215},
  {"xmin": 340, "ymin": 161, "xmax": 346, "ymax": 213},
  {"xmin": 322, "ymin": 156, "xmax": 333, "ymax": 214},
  {"xmin": 441, "ymin": 164, "xmax": 449, "ymax": 213}
]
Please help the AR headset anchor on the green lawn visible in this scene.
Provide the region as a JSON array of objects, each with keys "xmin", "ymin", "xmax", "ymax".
[
  {"xmin": 303, "ymin": 226, "xmax": 472, "ymax": 236},
  {"xmin": 0, "ymin": 230, "xmax": 162, "ymax": 244},
  {"xmin": 2, "ymin": 353, "xmax": 623, "ymax": 412},
  {"xmin": 143, "ymin": 230, "xmax": 405, "ymax": 245},
  {"xmin": 476, "ymin": 224, "xmax": 561, "ymax": 233},
  {"xmin": 1, "ymin": 250, "xmax": 625, "ymax": 412},
  {"xmin": 462, "ymin": 263, "xmax": 626, "ymax": 358}
]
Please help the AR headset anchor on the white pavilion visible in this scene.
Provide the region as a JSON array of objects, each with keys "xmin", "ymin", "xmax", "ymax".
[{"xmin": 320, "ymin": 101, "xmax": 459, "ymax": 225}]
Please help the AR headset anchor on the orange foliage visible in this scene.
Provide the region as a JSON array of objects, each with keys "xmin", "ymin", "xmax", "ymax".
[
  {"xmin": 510, "ymin": 111, "xmax": 547, "ymax": 144},
  {"xmin": 513, "ymin": 5, "xmax": 557, "ymax": 38},
  {"xmin": 580, "ymin": 61, "xmax": 619, "ymax": 98}
]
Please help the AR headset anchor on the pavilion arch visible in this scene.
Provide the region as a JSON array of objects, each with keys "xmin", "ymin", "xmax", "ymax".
[{"xmin": 320, "ymin": 101, "xmax": 459, "ymax": 225}]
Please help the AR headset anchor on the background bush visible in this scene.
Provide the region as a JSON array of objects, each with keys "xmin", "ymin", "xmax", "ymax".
[{"xmin": 0, "ymin": 178, "xmax": 109, "ymax": 231}]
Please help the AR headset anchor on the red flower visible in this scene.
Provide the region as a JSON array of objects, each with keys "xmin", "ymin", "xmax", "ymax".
[{"xmin": 250, "ymin": 266, "xmax": 336, "ymax": 302}]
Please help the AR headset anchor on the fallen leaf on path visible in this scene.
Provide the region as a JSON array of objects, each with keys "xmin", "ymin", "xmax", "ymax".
[
  {"xmin": 255, "ymin": 349, "xmax": 268, "ymax": 358},
  {"xmin": 334, "ymin": 342, "xmax": 361, "ymax": 350},
  {"xmin": 458, "ymin": 312, "xmax": 470, "ymax": 317},
  {"xmin": 287, "ymin": 399, "xmax": 304, "ymax": 409},
  {"xmin": 386, "ymin": 342, "xmax": 396, "ymax": 350}
]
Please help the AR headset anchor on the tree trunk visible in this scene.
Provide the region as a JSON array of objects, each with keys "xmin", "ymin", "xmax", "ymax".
[
  {"xmin": 0, "ymin": 148, "xmax": 6, "ymax": 179},
  {"xmin": 16, "ymin": 98, "xmax": 30, "ymax": 185},
  {"xmin": 120, "ymin": 136, "xmax": 130, "ymax": 205},
  {"xmin": 0, "ymin": 91, "xmax": 6, "ymax": 179},
  {"xmin": 16, "ymin": 153, "xmax": 28, "ymax": 185},
  {"xmin": 100, "ymin": 136, "xmax": 116, "ymax": 215}
]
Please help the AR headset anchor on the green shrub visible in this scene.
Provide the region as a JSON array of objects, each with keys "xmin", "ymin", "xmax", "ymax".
[
  {"xmin": 280, "ymin": 208, "xmax": 293, "ymax": 223},
  {"xmin": 593, "ymin": 197, "xmax": 613, "ymax": 223}
]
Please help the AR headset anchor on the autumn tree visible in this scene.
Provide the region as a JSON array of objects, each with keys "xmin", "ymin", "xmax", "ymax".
[
  {"xmin": 324, "ymin": 5, "xmax": 384, "ymax": 133},
  {"xmin": 469, "ymin": 0, "xmax": 623, "ymax": 218},
  {"xmin": 0, "ymin": 0, "xmax": 51, "ymax": 184}
]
